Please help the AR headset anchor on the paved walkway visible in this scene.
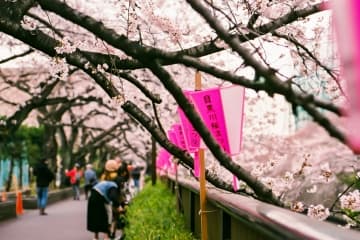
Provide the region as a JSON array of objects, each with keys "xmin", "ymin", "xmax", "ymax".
[{"xmin": 0, "ymin": 196, "xmax": 93, "ymax": 240}]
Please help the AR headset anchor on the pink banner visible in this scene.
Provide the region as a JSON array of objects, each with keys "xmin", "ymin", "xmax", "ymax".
[
  {"xmin": 156, "ymin": 156, "xmax": 164, "ymax": 170},
  {"xmin": 167, "ymin": 129, "xmax": 179, "ymax": 175},
  {"xmin": 189, "ymin": 86, "xmax": 245, "ymax": 190},
  {"xmin": 156, "ymin": 157, "xmax": 164, "ymax": 170},
  {"xmin": 188, "ymin": 87, "xmax": 231, "ymax": 154},
  {"xmin": 331, "ymin": 1, "xmax": 360, "ymax": 153},
  {"xmin": 167, "ymin": 129, "xmax": 178, "ymax": 146},
  {"xmin": 156, "ymin": 148, "xmax": 171, "ymax": 170},
  {"xmin": 178, "ymin": 109, "xmax": 201, "ymax": 151},
  {"xmin": 177, "ymin": 85, "xmax": 245, "ymax": 189},
  {"xmin": 178, "ymin": 91, "xmax": 201, "ymax": 151},
  {"xmin": 220, "ymin": 85, "xmax": 246, "ymax": 155},
  {"xmin": 169, "ymin": 124, "xmax": 199, "ymax": 176},
  {"xmin": 172, "ymin": 124, "xmax": 187, "ymax": 150}
]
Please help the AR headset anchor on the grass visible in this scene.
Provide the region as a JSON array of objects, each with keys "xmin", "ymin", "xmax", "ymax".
[{"xmin": 123, "ymin": 180, "xmax": 197, "ymax": 240}]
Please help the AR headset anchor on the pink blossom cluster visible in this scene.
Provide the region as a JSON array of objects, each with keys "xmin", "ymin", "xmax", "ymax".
[
  {"xmin": 340, "ymin": 190, "xmax": 360, "ymax": 212},
  {"xmin": 291, "ymin": 201, "xmax": 305, "ymax": 213},
  {"xmin": 54, "ymin": 37, "xmax": 77, "ymax": 54},
  {"xmin": 144, "ymin": 2, "xmax": 183, "ymax": 44},
  {"xmin": 307, "ymin": 204, "xmax": 330, "ymax": 221},
  {"xmin": 49, "ymin": 57, "xmax": 69, "ymax": 81}
]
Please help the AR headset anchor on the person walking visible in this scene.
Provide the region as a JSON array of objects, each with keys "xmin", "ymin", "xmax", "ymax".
[
  {"xmin": 65, "ymin": 163, "xmax": 82, "ymax": 200},
  {"xmin": 33, "ymin": 158, "xmax": 55, "ymax": 215},
  {"xmin": 84, "ymin": 164, "xmax": 97, "ymax": 200},
  {"xmin": 87, "ymin": 177, "xmax": 126, "ymax": 240},
  {"xmin": 131, "ymin": 164, "xmax": 143, "ymax": 195}
]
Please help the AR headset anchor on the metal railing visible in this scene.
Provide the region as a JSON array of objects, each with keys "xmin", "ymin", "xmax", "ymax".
[{"xmin": 167, "ymin": 176, "xmax": 360, "ymax": 240}]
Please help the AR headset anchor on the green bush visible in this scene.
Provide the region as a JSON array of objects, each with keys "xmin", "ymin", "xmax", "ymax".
[
  {"xmin": 0, "ymin": 123, "xmax": 45, "ymax": 166},
  {"xmin": 124, "ymin": 181, "xmax": 197, "ymax": 240}
]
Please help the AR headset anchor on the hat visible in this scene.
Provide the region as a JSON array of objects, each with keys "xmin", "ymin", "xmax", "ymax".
[
  {"xmin": 105, "ymin": 159, "xmax": 119, "ymax": 172},
  {"xmin": 74, "ymin": 163, "xmax": 80, "ymax": 168}
]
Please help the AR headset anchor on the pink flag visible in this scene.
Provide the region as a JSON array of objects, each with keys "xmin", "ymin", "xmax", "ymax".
[
  {"xmin": 167, "ymin": 129, "xmax": 178, "ymax": 146},
  {"xmin": 172, "ymin": 124, "xmax": 187, "ymax": 150},
  {"xmin": 171, "ymin": 123, "xmax": 200, "ymax": 177},
  {"xmin": 188, "ymin": 87, "xmax": 230, "ymax": 153},
  {"xmin": 219, "ymin": 85, "xmax": 246, "ymax": 155},
  {"xmin": 331, "ymin": 1, "xmax": 360, "ymax": 153},
  {"xmin": 178, "ymin": 85, "xmax": 245, "ymax": 188},
  {"xmin": 167, "ymin": 129, "xmax": 179, "ymax": 175},
  {"xmin": 221, "ymin": 85, "xmax": 246, "ymax": 190},
  {"xmin": 156, "ymin": 148, "xmax": 171, "ymax": 170},
  {"xmin": 188, "ymin": 85, "xmax": 246, "ymax": 190},
  {"xmin": 179, "ymin": 86, "xmax": 245, "ymax": 154},
  {"xmin": 178, "ymin": 91, "xmax": 201, "ymax": 151},
  {"xmin": 178, "ymin": 109, "xmax": 201, "ymax": 151},
  {"xmin": 156, "ymin": 156, "xmax": 164, "ymax": 170},
  {"xmin": 163, "ymin": 149, "xmax": 172, "ymax": 168}
]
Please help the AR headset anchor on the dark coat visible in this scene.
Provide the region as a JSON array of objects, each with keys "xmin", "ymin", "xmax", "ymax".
[
  {"xmin": 131, "ymin": 167, "xmax": 142, "ymax": 180},
  {"xmin": 33, "ymin": 162, "xmax": 54, "ymax": 187}
]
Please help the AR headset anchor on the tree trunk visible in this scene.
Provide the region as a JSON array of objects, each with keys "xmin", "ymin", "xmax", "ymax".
[
  {"xmin": 19, "ymin": 157, "xmax": 23, "ymax": 189},
  {"xmin": 5, "ymin": 158, "xmax": 14, "ymax": 192},
  {"xmin": 151, "ymin": 136, "xmax": 156, "ymax": 186}
]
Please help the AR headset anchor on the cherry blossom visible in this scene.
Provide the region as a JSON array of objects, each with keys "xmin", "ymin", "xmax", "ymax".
[
  {"xmin": 49, "ymin": 57, "xmax": 69, "ymax": 81},
  {"xmin": 307, "ymin": 204, "xmax": 330, "ymax": 221},
  {"xmin": 54, "ymin": 37, "xmax": 77, "ymax": 54},
  {"xmin": 0, "ymin": 0, "xmax": 358, "ymax": 229},
  {"xmin": 340, "ymin": 190, "xmax": 360, "ymax": 212},
  {"xmin": 291, "ymin": 201, "xmax": 305, "ymax": 213}
]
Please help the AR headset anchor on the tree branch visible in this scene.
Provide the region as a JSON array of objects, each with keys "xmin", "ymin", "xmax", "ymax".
[
  {"xmin": 137, "ymin": 59, "xmax": 284, "ymax": 206},
  {"xmin": 113, "ymin": 70, "xmax": 162, "ymax": 104},
  {"xmin": 34, "ymin": 1, "xmax": 341, "ymax": 118},
  {"xmin": 272, "ymin": 31, "xmax": 345, "ymax": 97},
  {"xmin": 0, "ymin": 18, "xmax": 120, "ymax": 97},
  {"xmin": 122, "ymin": 100, "xmax": 238, "ymax": 194},
  {"xmin": 0, "ymin": 49, "xmax": 34, "ymax": 64},
  {"xmin": 0, "ymin": 0, "xmax": 35, "ymax": 21},
  {"xmin": 186, "ymin": 0, "xmax": 345, "ymax": 144}
]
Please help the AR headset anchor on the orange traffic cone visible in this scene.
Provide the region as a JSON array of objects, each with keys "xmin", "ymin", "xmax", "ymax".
[
  {"xmin": 1, "ymin": 191, "xmax": 7, "ymax": 202},
  {"xmin": 16, "ymin": 191, "xmax": 24, "ymax": 215}
]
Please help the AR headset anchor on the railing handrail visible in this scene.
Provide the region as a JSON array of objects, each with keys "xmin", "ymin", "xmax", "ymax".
[{"xmin": 171, "ymin": 175, "xmax": 360, "ymax": 240}]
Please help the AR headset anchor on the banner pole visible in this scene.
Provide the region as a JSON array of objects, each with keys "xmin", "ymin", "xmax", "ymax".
[
  {"xmin": 199, "ymin": 148, "xmax": 208, "ymax": 240},
  {"xmin": 195, "ymin": 71, "xmax": 208, "ymax": 240}
]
